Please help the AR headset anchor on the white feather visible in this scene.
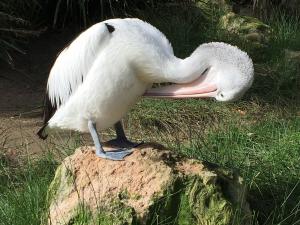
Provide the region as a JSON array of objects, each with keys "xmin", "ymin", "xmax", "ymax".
[
  {"xmin": 45, "ymin": 18, "xmax": 253, "ymax": 133},
  {"xmin": 47, "ymin": 22, "xmax": 111, "ymax": 107}
]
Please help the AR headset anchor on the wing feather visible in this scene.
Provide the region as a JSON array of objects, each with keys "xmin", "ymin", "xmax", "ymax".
[{"xmin": 43, "ymin": 22, "xmax": 113, "ymax": 124}]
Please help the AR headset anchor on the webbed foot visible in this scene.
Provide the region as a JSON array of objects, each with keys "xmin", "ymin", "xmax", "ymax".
[
  {"xmin": 96, "ymin": 148, "xmax": 133, "ymax": 161},
  {"xmin": 105, "ymin": 138, "xmax": 143, "ymax": 149}
]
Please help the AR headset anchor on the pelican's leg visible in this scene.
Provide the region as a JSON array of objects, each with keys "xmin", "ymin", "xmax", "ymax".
[
  {"xmin": 88, "ymin": 120, "xmax": 132, "ymax": 161},
  {"xmin": 106, "ymin": 121, "xmax": 142, "ymax": 148}
]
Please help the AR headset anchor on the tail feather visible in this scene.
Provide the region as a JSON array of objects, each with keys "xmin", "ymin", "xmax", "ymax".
[
  {"xmin": 38, "ymin": 91, "xmax": 57, "ymax": 140},
  {"xmin": 37, "ymin": 123, "xmax": 49, "ymax": 140}
]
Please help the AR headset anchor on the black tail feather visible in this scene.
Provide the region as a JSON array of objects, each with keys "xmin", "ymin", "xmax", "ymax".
[
  {"xmin": 37, "ymin": 123, "xmax": 48, "ymax": 140},
  {"xmin": 37, "ymin": 90, "xmax": 57, "ymax": 140}
]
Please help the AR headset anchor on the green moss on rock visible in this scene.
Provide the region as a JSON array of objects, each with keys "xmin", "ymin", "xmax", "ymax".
[
  {"xmin": 146, "ymin": 175, "xmax": 243, "ymax": 225},
  {"xmin": 47, "ymin": 163, "xmax": 75, "ymax": 202},
  {"xmin": 42, "ymin": 164, "xmax": 76, "ymax": 225},
  {"xmin": 67, "ymin": 201, "xmax": 135, "ymax": 225},
  {"xmin": 195, "ymin": 0, "xmax": 271, "ymax": 45},
  {"xmin": 44, "ymin": 146, "xmax": 252, "ymax": 225},
  {"xmin": 185, "ymin": 176, "xmax": 232, "ymax": 225},
  {"xmin": 219, "ymin": 12, "xmax": 271, "ymax": 44},
  {"xmin": 196, "ymin": 0, "xmax": 232, "ymax": 17}
]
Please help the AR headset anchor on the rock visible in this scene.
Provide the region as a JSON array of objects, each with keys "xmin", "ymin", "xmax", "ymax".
[
  {"xmin": 44, "ymin": 144, "xmax": 252, "ymax": 225},
  {"xmin": 219, "ymin": 12, "xmax": 271, "ymax": 45},
  {"xmin": 195, "ymin": 0, "xmax": 232, "ymax": 19},
  {"xmin": 194, "ymin": 0, "xmax": 271, "ymax": 46}
]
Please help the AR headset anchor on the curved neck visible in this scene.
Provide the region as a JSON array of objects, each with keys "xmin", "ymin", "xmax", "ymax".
[{"xmin": 162, "ymin": 52, "xmax": 210, "ymax": 84}]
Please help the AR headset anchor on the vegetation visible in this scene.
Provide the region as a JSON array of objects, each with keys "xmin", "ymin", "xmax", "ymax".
[
  {"xmin": 1, "ymin": 0, "xmax": 299, "ymax": 65},
  {"xmin": 0, "ymin": 0, "xmax": 43, "ymax": 65},
  {"xmin": 0, "ymin": 154, "xmax": 57, "ymax": 225},
  {"xmin": 0, "ymin": 0, "xmax": 299, "ymax": 225}
]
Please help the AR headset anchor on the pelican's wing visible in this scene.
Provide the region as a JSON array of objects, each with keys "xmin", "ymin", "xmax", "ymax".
[{"xmin": 42, "ymin": 22, "xmax": 115, "ymax": 124}]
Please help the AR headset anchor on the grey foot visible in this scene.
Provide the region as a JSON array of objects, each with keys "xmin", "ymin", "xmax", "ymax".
[
  {"xmin": 105, "ymin": 139, "xmax": 143, "ymax": 148},
  {"xmin": 96, "ymin": 148, "xmax": 133, "ymax": 161}
]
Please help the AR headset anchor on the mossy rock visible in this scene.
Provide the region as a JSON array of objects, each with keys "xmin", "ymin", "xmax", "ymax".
[
  {"xmin": 43, "ymin": 144, "xmax": 253, "ymax": 225},
  {"xmin": 219, "ymin": 12, "xmax": 271, "ymax": 45},
  {"xmin": 195, "ymin": 0, "xmax": 232, "ymax": 18},
  {"xmin": 195, "ymin": 0, "xmax": 271, "ymax": 46}
]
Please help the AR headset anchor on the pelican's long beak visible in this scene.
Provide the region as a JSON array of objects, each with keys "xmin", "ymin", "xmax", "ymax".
[{"xmin": 143, "ymin": 75, "xmax": 218, "ymax": 99}]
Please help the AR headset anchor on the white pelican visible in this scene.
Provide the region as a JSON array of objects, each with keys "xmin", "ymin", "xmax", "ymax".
[{"xmin": 38, "ymin": 18, "xmax": 254, "ymax": 160}]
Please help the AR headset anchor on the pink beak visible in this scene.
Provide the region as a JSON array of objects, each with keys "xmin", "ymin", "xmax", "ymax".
[{"xmin": 143, "ymin": 75, "xmax": 218, "ymax": 99}]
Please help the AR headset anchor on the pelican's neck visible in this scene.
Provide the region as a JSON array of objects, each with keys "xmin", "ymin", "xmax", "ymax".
[{"xmin": 163, "ymin": 51, "xmax": 210, "ymax": 84}]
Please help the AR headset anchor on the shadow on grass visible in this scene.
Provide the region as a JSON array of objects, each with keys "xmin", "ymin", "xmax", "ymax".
[{"xmin": 248, "ymin": 178, "xmax": 300, "ymax": 225}]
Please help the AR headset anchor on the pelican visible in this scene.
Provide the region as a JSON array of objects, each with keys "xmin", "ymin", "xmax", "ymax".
[{"xmin": 38, "ymin": 18, "xmax": 254, "ymax": 160}]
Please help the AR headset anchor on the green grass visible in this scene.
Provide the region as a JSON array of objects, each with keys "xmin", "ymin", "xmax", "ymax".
[
  {"xmin": 1, "ymin": 2, "xmax": 300, "ymax": 225},
  {"xmin": 183, "ymin": 115, "xmax": 300, "ymax": 224},
  {"xmin": 127, "ymin": 98, "xmax": 300, "ymax": 224},
  {"xmin": 0, "ymin": 154, "xmax": 57, "ymax": 225}
]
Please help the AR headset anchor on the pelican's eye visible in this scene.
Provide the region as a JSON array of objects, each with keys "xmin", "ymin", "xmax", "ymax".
[{"xmin": 220, "ymin": 93, "xmax": 224, "ymax": 98}]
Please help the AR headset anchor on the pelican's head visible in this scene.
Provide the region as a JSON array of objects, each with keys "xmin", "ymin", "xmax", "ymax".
[
  {"xmin": 144, "ymin": 42, "xmax": 254, "ymax": 102},
  {"xmin": 210, "ymin": 60, "xmax": 254, "ymax": 102}
]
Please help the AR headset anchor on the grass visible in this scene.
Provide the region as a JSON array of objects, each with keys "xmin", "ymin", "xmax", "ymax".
[
  {"xmin": 0, "ymin": 154, "xmax": 57, "ymax": 225},
  {"xmin": 128, "ymin": 100, "xmax": 300, "ymax": 224},
  {"xmin": 1, "ymin": 2, "xmax": 300, "ymax": 225},
  {"xmin": 180, "ymin": 111, "xmax": 300, "ymax": 224}
]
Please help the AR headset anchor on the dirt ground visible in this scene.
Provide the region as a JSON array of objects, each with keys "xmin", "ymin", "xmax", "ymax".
[{"xmin": 0, "ymin": 30, "xmax": 79, "ymax": 158}]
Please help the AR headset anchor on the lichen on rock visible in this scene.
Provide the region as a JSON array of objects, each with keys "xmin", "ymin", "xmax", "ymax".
[
  {"xmin": 44, "ymin": 144, "xmax": 253, "ymax": 225},
  {"xmin": 196, "ymin": 0, "xmax": 232, "ymax": 16},
  {"xmin": 195, "ymin": 0, "xmax": 271, "ymax": 46},
  {"xmin": 219, "ymin": 12, "xmax": 271, "ymax": 45}
]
